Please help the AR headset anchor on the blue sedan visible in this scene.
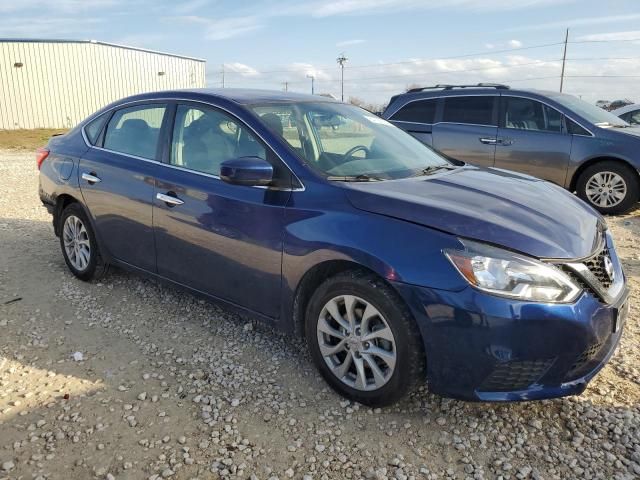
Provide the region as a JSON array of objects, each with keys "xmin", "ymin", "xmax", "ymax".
[{"xmin": 38, "ymin": 89, "xmax": 629, "ymax": 405}]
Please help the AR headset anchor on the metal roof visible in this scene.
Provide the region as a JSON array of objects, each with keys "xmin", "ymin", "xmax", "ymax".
[{"xmin": 0, "ymin": 38, "xmax": 205, "ymax": 62}]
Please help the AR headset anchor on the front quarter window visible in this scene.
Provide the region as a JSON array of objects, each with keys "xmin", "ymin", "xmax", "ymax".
[{"xmin": 251, "ymin": 102, "xmax": 451, "ymax": 180}]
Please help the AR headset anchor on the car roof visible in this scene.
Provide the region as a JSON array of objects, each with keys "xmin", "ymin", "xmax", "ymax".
[
  {"xmin": 611, "ymin": 103, "xmax": 640, "ymax": 115},
  {"xmin": 114, "ymin": 88, "xmax": 338, "ymax": 106}
]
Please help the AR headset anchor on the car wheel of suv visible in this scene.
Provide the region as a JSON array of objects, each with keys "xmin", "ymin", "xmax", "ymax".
[
  {"xmin": 305, "ymin": 270, "xmax": 425, "ymax": 406},
  {"xmin": 576, "ymin": 161, "xmax": 639, "ymax": 214},
  {"xmin": 59, "ymin": 203, "xmax": 107, "ymax": 281}
]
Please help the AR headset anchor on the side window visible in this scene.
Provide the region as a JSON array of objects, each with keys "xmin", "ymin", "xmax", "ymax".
[
  {"xmin": 566, "ymin": 118, "xmax": 591, "ymax": 136},
  {"xmin": 622, "ymin": 110, "xmax": 640, "ymax": 125},
  {"xmin": 503, "ymin": 97, "xmax": 562, "ymax": 133},
  {"xmin": 85, "ymin": 113, "xmax": 108, "ymax": 145},
  {"xmin": 390, "ymin": 99, "xmax": 437, "ymax": 123},
  {"xmin": 171, "ymin": 105, "xmax": 266, "ymax": 176},
  {"xmin": 443, "ymin": 96, "xmax": 494, "ymax": 126},
  {"xmin": 103, "ymin": 105, "xmax": 166, "ymax": 159}
]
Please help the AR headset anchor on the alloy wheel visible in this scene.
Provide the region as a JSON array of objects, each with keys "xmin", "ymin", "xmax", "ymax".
[
  {"xmin": 62, "ymin": 215, "xmax": 91, "ymax": 271},
  {"xmin": 316, "ymin": 295, "xmax": 397, "ymax": 391},
  {"xmin": 585, "ymin": 171, "xmax": 627, "ymax": 208}
]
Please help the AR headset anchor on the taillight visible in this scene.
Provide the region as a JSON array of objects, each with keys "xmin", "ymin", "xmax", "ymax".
[{"xmin": 36, "ymin": 147, "xmax": 49, "ymax": 170}]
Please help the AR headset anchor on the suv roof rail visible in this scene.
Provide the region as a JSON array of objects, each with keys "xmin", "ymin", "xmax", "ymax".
[{"xmin": 406, "ymin": 83, "xmax": 510, "ymax": 93}]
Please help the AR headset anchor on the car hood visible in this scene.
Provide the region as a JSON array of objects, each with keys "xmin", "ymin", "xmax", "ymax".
[{"xmin": 344, "ymin": 166, "xmax": 602, "ymax": 259}]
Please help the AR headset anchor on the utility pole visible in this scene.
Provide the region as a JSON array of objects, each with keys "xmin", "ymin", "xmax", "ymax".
[
  {"xmin": 221, "ymin": 64, "xmax": 225, "ymax": 88},
  {"xmin": 282, "ymin": 81, "xmax": 289, "ymax": 92},
  {"xmin": 336, "ymin": 54, "xmax": 348, "ymax": 101},
  {"xmin": 560, "ymin": 28, "xmax": 569, "ymax": 92},
  {"xmin": 306, "ymin": 74, "xmax": 315, "ymax": 95}
]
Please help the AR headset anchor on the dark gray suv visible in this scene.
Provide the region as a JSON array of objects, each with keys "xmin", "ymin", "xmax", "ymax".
[{"xmin": 383, "ymin": 84, "xmax": 640, "ymax": 214}]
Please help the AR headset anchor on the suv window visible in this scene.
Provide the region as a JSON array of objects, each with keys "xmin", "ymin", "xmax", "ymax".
[
  {"xmin": 390, "ymin": 99, "xmax": 437, "ymax": 123},
  {"xmin": 103, "ymin": 105, "xmax": 166, "ymax": 159},
  {"xmin": 171, "ymin": 105, "xmax": 267, "ymax": 176},
  {"xmin": 621, "ymin": 110, "xmax": 640, "ymax": 125},
  {"xmin": 503, "ymin": 97, "xmax": 562, "ymax": 133},
  {"xmin": 442, "ymin": 96, "xmax": 494, "ymax": 126}
]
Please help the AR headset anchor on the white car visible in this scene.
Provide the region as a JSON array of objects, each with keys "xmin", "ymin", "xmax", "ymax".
[{"xmin": 612, "ymin": 104, "xmax": 640, "ymax": 125}]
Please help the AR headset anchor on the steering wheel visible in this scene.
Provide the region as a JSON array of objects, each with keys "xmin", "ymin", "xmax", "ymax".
[{"xmin": 342, "ymin": 145, "xmax": 370, "ymax": 163}]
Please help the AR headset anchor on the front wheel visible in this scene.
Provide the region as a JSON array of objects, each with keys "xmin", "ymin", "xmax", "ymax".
[
  {"xmin": 59, "ymin": 203, "xmax": 107, "ymax": 281},
  {"xmin": 305, "ymin": 270, "xmax": 425, "ymax": 406},
  {"xmin": 576, "ymin": 161, "xmax": 639, "ymax": 214}
]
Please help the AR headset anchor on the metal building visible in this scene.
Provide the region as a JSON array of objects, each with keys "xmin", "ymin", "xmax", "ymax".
[{"xmin": 0, "ymin": 39, "xmax": 206, "ymax": 130}]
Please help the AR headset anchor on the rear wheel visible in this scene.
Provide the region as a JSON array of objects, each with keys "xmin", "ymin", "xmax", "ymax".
[
  {"xmin": 59, "ymin": 203, "xmax": 108, "ymax": 281},
  {"xmin": 576, "ymin": 161, "xmax": 639, "ymax": 214},
  {"xmin": 305, "ymin": 270, "xmax": 425, "ymax": 406}
]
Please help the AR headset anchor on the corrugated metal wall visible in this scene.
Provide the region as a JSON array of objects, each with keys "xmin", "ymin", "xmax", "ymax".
[{"xmin": 0, "ymin": 41, "xmax": 206, "ymax": 130}]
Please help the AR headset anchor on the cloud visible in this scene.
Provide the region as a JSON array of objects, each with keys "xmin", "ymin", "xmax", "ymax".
[
  {"xmin": 509, "ymin": 13, "xmax": 640, "ymax": 31},
  {"xmin": 217, "ymin": 53, "xmax": 640, "ymax": 106},
  {"xmin": 224, "ymin": 62, "xmax": 260, "ymax": 77},
  {"xmin": 171, "ymin": 15, "xmax": 263, "ymax": 40},
  {"xmin": 308, "ymin": 0, "xmax": 573, "ymax": 17},
  {"xmin": 486, "ymin": 40, "xmax": 523, "ymax": 49},
  {"xmin": 0, "ymin": 0, "xmax": 120, "ymax": 13},
  {"xmin": 576, "ymin": 30, "xmax": 640, "ymax": 42},
  {"xmin": 172, "ymin": 0, "xmax": 213, "ymax": 14},
  {"xmin": 0, "ymin": 16, "xmax": 103, "ymax": 36},
  {"xmin": 336, "ymin": 39, "xmax": 366, "ymax": 47},
  {"xmin": 171, "ymin": 0, "xmax": 578, "ymax": 41}
]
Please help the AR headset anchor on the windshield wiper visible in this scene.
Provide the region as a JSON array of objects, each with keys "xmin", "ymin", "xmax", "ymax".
[
  {"xmin": 411, "ymin": 164, "xmax": 457, "ymax": 177},
  {"xmin": 326, "ymin": 174, "xmax": 386, "ymax": 182}
]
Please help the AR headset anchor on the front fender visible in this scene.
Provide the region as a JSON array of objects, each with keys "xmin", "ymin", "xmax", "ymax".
[{"xmin": 280, "ymin": 206, "xmax": 467, "ymax": 330}]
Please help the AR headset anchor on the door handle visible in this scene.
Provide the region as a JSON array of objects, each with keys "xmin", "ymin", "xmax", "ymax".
[
  {"xmin": 81, "ymin": 172, "xmax": 101, "ymax": 184},
  {"xmin": 157, "ymin": 192, "xmax": 184, "ymax": 206},
  {"xmin": 479, "ymin": 137, "xmax": 497, "ymax": 145},
  {"xmin": 498, "ymin": 138, "xmax": 514, "ymax": 146}
]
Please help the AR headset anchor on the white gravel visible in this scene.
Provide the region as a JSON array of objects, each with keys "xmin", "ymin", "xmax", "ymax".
[{"xmin": 0, "ymin": 149, "xmax": 638, "ymax": 479}]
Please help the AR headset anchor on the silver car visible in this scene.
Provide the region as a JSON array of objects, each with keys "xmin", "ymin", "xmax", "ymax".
[{"xmin": 383, "ymin": 84, "xmax": 640, "ymax": 214}]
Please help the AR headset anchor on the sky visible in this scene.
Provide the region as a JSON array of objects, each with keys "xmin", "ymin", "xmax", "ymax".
[{"xmin": 2, "ymin": 0, "xmax": 640, "ymax": 106}]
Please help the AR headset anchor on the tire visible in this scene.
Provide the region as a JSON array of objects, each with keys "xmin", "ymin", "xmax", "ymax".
[
  {"xmin": 576, "ymin": 161, "xmax": 640, "ymax": 215},
  {"xmin": 305, "ymin": 270, "xmax": 425, "ymax": 407},
  {"xmin": 59, "ymin": 203, "xmax": 108, "ymax": 281}
]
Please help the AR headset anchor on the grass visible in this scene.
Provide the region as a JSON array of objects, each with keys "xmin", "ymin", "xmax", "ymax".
[{"xmin": 0, "ymin": 129, "xmax": 68, "ymax": 150}]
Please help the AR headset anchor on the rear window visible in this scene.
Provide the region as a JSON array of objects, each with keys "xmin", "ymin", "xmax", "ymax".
[
  {"xmin": 84, "ymin": 113, "xmax": 108, "ymax": 145},
  {"xmin": 103, "ymin": 104, "xmax": 166, "ymax": 160},
  {"xmin": 443, "ymin": 96, "xmax": 495, "ymax": 126},
  {"xmin": 390, "ymin": 99, "xmax": 437, "ymax": 123}
]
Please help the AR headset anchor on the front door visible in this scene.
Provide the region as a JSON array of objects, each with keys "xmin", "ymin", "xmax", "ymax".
[
  {"xmin": 493, "ymin": 96, "xmax": 571, "ymax": 185},
  {"xmin": 79, "ymin": 103, "xmax": 167, "ymax": 271},
  {"xmin": 153, "ymin": 103, "xmax": 291, "ymax": 317}
]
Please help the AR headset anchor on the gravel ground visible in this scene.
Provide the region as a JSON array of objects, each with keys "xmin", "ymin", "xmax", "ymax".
[{"xmin": 0, "ymin": 149, "xmax": 639, "ymax": 480}]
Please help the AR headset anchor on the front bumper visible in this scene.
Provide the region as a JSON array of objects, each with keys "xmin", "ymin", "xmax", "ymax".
[{"xmin": 393, "ymin": 281, "xmax": 629, "ymax": 401}]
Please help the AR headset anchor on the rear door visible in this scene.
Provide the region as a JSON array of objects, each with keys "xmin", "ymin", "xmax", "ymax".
[
  {"xmin": 431, "ymin": 95, "xmax": 498, "ymax": 167},
  {"xmin": 493, "ymin": 96, "xmax": 571, "ymax": 185},
  {"xmin": 79, "ymin": 103, "xmax": 167, "ymax": 271}
]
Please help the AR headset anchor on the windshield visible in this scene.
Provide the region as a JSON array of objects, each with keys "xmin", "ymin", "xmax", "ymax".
[
  {"xmin": 551, "ymin": 93, "xmax": 629, "ymax": 127},
  {"xmin": 250, "ymin": 102, "xmax": 451, "ymax": 180}
]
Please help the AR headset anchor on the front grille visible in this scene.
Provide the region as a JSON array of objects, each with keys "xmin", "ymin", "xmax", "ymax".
[
  {"xmin": 479, "ymin": 359, "xmax": 554, "ymax": 392},
  {"xmin": 584, "ymin": 248, "xmax": 613, "ymax": 289},
  {"xmin": 565, "ymin": 341, "xmax": 605, "ymax": 380},
  {"xmin": 559, "ymin": 242, "xmax": 617, "ymax": 303}
]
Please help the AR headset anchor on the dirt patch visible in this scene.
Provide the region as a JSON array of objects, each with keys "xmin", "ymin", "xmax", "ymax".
[{"xmin": 0, "ymin": 129, "xmax": 68, "ymax": 151}]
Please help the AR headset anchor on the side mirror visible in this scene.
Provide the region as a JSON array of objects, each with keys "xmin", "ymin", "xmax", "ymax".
[{"xmin": 220, "ymin": 157, "xmax": 273, "ymax": 186}]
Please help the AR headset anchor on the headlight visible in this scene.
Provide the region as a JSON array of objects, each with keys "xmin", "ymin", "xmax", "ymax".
[{"xmin": 444, "ymin": 239, "xmax": 581, "ymax": 303}]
